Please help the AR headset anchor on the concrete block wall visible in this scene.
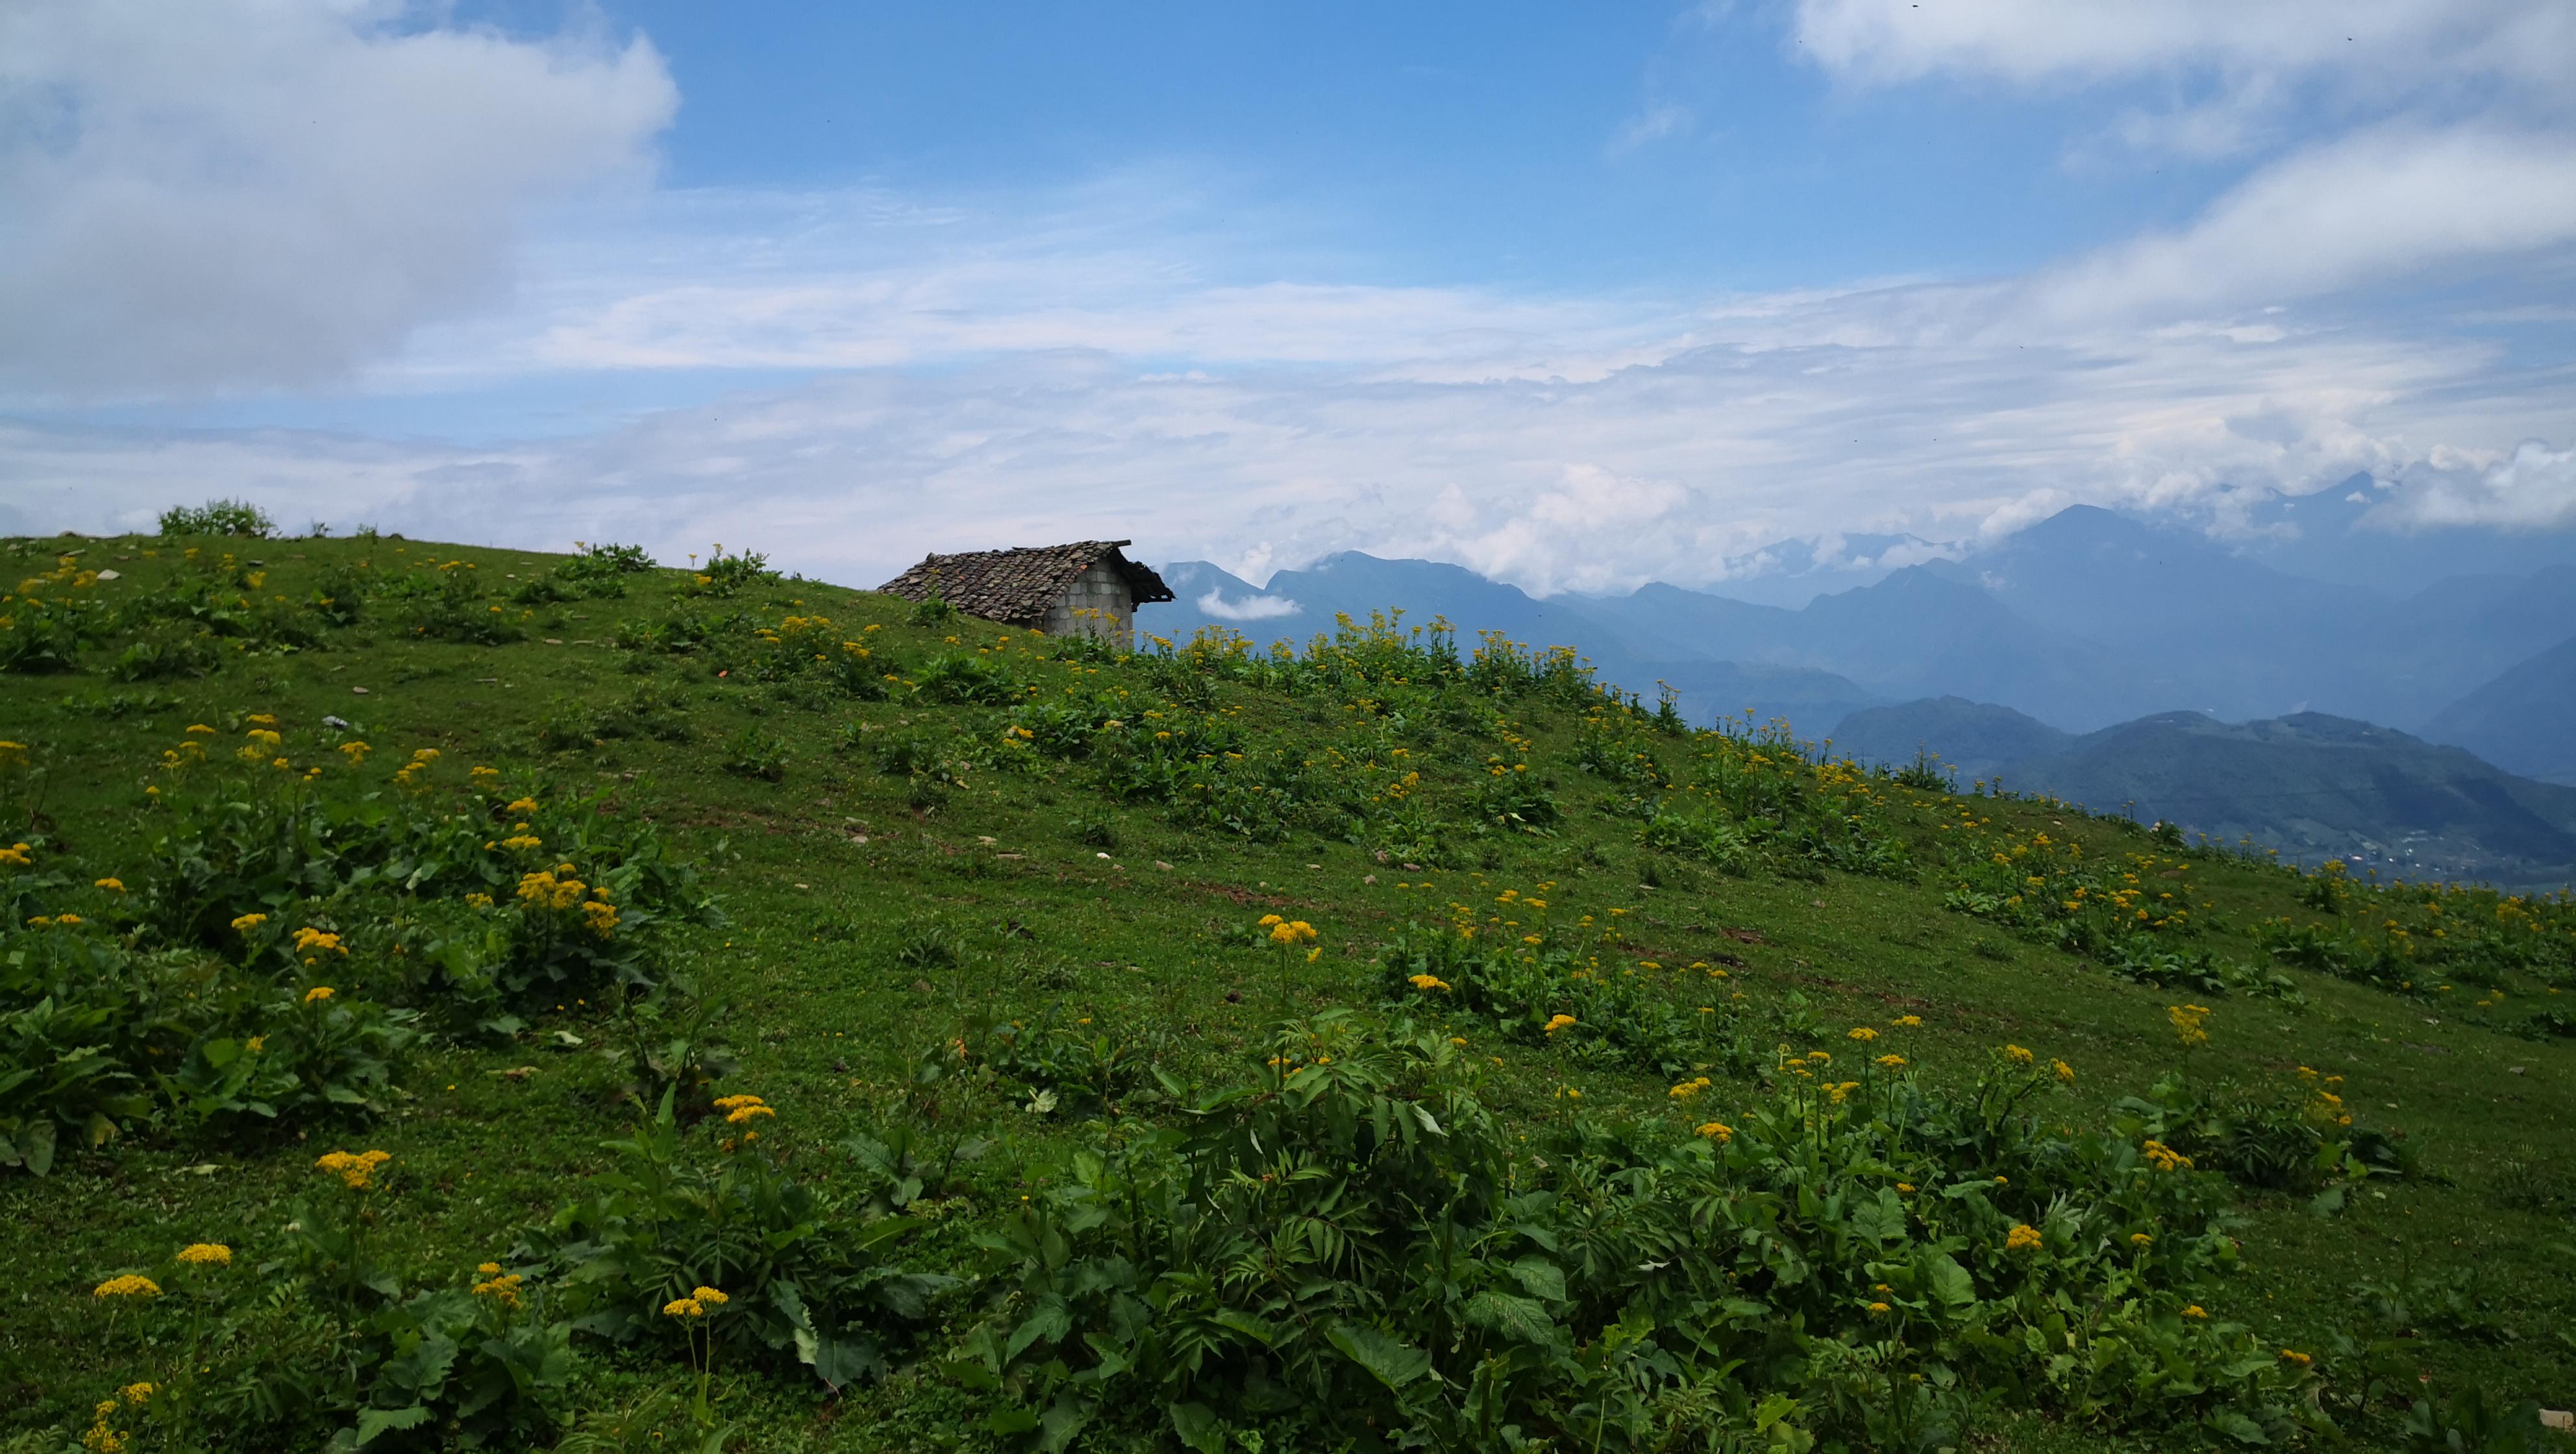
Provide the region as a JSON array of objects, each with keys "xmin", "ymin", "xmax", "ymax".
[{"xmin": 1040, "ymin": 561, "xmax": 1134, "ymax": 647}]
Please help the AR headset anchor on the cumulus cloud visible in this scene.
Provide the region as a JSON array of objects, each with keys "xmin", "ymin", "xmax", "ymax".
[
  {"xmin": 0, "ymin": 0, "xmax": 675, "ymax": 397},
  {"xmin": 2375, "ymin": 439, "xmax": 2576, "ymax": 531},
  {"xmin": 1196, "ymin": 589, "xmax": 1304, "ymax": 621}
]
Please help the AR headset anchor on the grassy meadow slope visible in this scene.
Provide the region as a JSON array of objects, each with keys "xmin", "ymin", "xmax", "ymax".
[{"xmin": 2, "ymin": 525, "xmax": 2573, "ymax": 1453}]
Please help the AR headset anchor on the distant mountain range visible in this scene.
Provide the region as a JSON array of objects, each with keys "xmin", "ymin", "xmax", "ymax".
[
  {"xmin": 1831, "ymin": 701, "xmax": 2576, "ymax": 888},
  {"xmin": 1137, "ymin": 501, "xmax": 2576, "ymax": 883},
  {"xmin": 1145, "ymin": 504, "xmax": 2573, "ymax": 748}
]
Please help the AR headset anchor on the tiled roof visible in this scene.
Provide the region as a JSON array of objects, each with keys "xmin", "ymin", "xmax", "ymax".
[{"xmin": 877, "ymin": 540, "xmax": 1174, "ymax": 626}]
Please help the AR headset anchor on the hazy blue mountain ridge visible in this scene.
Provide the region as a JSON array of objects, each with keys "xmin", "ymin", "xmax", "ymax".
[
  {"xmin": 1831, "ymin": 699, "xmax": 2576, "ymax": 887},
  {"xmin": 2418, "ymin": 634, "xmax": 2576, "ymax": 787}
]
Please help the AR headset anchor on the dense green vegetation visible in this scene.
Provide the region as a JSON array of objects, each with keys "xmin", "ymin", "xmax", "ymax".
[{"xmin": 2, "ymin": 518, "xmax": 2571, "ymax": 1453}]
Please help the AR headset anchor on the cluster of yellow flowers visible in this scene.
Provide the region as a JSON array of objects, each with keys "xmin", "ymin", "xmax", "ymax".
[
  {"xmin": 1407, "ymin": 973, "xmax": 1450, "ymax": 992},
  {"xmin": 2141, "ymin": 1138, "xmax": 2194, "ymax": 1172},
  {"xmin": 292, "ymin": 926, "xmax": 347, "ymax": 962},
  {"xmin": 715, "ymin": 1093, "xmax": 776, "ymax": 1126},
  {"xmin": 91, "ymin": 1275, "xmax": 161, "ymax": 1300},
  {"xmin": 2002, "ymin": 1044, "xmax": 2035, "ymax": 1065},
  {"xmin": 1846, "ymin": 1026, "xmax": 1879, "ymax": 1042},
  {"xmin": 662, "ymin": 1285, "xmax": 730, "ymax": 1319},
  {"xmin": 82, "ymin": 1382, "xmax": 154, "ymax": 1454},
  {"xmin": 2166, "ymin": 1004, "xmax": 2211, "ymax": 1048},
  {"xmin": 303, "ymin": 985, "xmax": 335, "ymax": 1005},
  {"xmin": 1696, "ymin": 1121, "xmax": 1733, "ymax": 1142},
  {"xmin": 2005, "ymin": 1223, "xmax": 2044, "ymax": 1253},
  {"xmin": 0, "ymin": 840, "xmax": 32, "ymax": 869},
  {"xmin": 392, "ymin": 747, "xmax": 440, "ymax": 787},
  {"xmin": 229, "ymin": 911, "xmax": 268, "ymax": 935},
  {"xmin": 1259, "ymin": 914, "xmax": 1318, "ymax": 946},
  {"xmin": 1667, "ymin": 1075, "xmax": 1711, "ymax": 1101},
  {"xmin": 1542, "ymin": 1013, "xmax": 1578, "ymax": 1035},
  {"xmin": 315, "ymin": 1148, "xmax": 393, "ymax": 1190},
  {"xmin": 176, "ymin": 1242, "xmax": 232, "ymax": 1266},
  {"xmin": 471, "ymin": 1263, "xmax": 526, "ymax": 1307}
]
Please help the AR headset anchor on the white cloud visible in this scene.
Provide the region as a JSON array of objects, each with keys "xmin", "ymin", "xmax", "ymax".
[
  {"xmin": 1609, "ymin": 103, "xmax": 1694, "ymax": 154},
  {"xmin": 1196, "ymin": 589, "xmax": 1303, "ymax": 621},
  {"xmin": 10, "ymin": 280, "xmax": 2553, "ymax": 597},
  {"xmin": 1793, "ymin": 0, "xmax": 2576, "ymax": 93},
  {"xmin": 0, "ymin": 0, "xmax": 675, "ymax": 397},
  {"xmin": 2375, "ymin": 438, "xmax": 2576, "ymax": 531},
  {"xmin": 2018, "ymin": 126, "xmax": 2576, "ymax": 324}
]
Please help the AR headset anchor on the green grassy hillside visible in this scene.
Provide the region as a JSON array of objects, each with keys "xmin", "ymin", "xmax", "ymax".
[{"xmin": 3, "ymin": 523, "xmax": 2572, "ymax": 1453}]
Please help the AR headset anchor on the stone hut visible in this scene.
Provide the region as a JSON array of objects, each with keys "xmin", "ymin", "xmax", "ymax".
[{"xmin": 878, "ymin": 539, "xmax": 1174, "ymax": 648}]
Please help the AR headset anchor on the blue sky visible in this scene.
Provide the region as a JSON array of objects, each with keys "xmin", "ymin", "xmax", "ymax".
[{"xmin": 3, "ymin": 1, "xmax": 2572, "ymax": 593}]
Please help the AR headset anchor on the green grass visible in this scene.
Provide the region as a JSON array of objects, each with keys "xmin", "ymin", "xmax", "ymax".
[{"xmin": 1, "ymin": 528, "xmax": 2571, "ymax": 1452}]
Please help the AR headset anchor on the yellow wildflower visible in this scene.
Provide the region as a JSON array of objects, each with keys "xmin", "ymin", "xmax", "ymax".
[
  {"xmin": 175, "ymin": 1243, "xmax": 232, "ymax": 1266},
  {"xmin": 1848, "ymin": 1026, "xmax": 1879, "ymax": 1042},
  {"xmin": 2003, "ymin": 1044, "xmax": 2034, "ymax": 1065},
  {"xmin": 662, "ymin": 1297, "xmax": 705, "ymax": 1318},
  {"xmin": 1696, "ymin": 1122, "xmax": 1733, "ymax": 1142},
  {"xmin": 94, "ymin": 878, "xmax": 125, "ymax": 893},
  {"xmin": 1542, "ymin": 1013, "xmax": 1578, "ymax": 1035},
  {"xmin": 2005, "ymin": 1224, "xmax": 2043, "ymax": 1253},
  {"xmin": 313, "ymin": 1148, "xmax": 392, "ymax": 1189},
  {"xmin": 229, "ymin": 912, "xmax": 268, "ymax": 933},
  {"xmin": 92, "ymin": 1275, "xmax": 162, "ymax": 1299},
  {"xmin": 725, "ymin": 1103, "xmax": 776, "ymax": 1124},
  {"xmin": 692, "ymin": 1286, "xmax": 730, "ymax": 1305},
  {"xmin": 1407, "ymin": 974, "xmax": 1451, "ymax": 992}
]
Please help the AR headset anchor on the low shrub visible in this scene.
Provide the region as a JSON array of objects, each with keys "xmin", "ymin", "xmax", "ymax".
[{"xmin": 947, "ymin": 1009, "xmax": 2313, "ymax": 1451}]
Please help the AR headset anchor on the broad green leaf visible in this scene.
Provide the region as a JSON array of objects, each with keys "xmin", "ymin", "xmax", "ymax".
[
  {"xmin": 1509, "ymin": 1257, "xmax": 1567, "ymax": 1303},
  {"xmin": 354, "ymin": 1405, "xmax": 431, "ymax": 1446},
  {"xmin": 1006, "ymin": 1295, "xmax": 1072, "ymax": 1361},
  {"xmin": 1327, "ymin": 1321, "xmax": 1434, "ymax": 1390},
  {"xmin": 2206, "ymin": 1409, "xmax": 2270, "ymax": 1445},
  {"xmin": 1169, "ymin": 1401, "xmax": 1226, "ymax": 1453},
  {"xmin": 1464, "ymin": 1291, "xmax": 1557, "ymax": 1346}
]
